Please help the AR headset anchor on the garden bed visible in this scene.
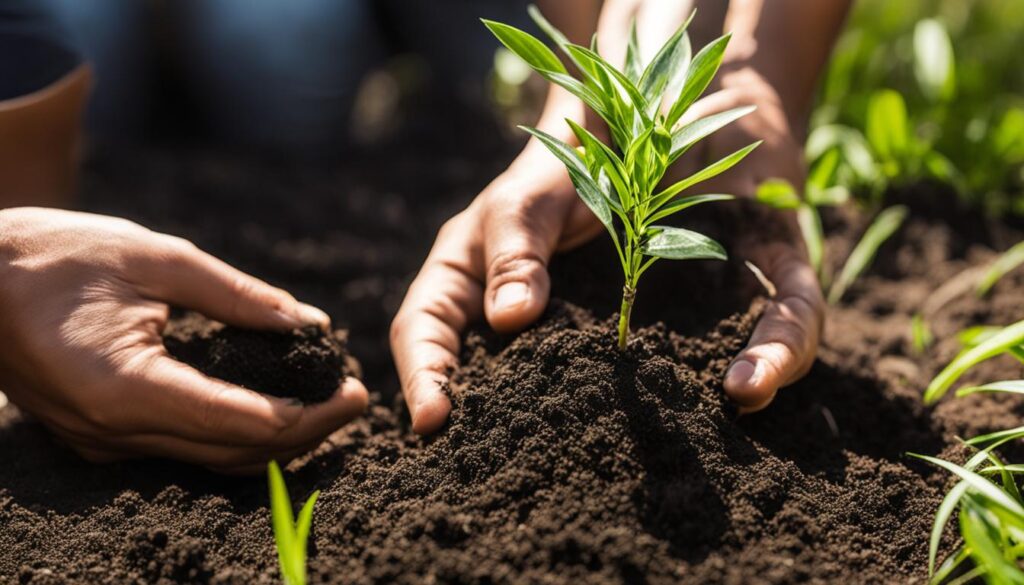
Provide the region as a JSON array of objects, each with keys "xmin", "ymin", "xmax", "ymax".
[{"xmin": 2, "ymin": 130, "xmax": 1024, "ymax": 583}]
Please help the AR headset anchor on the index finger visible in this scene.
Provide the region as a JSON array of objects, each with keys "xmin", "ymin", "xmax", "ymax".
[{"xmin": 390, "ymin": 213, "xmax": 484, "ymax": 434}]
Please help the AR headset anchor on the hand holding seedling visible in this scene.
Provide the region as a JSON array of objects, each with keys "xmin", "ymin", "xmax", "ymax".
[
  {"xmin": 392, "ymin": 1, "xmax": 848, "ymax": 433},
  {"xmin": 0, "ymin": 208, "xmax": 367, "ymax": 472}
]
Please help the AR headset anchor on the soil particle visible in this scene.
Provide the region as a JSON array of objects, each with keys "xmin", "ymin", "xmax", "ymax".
[{"xmin": 163, "ymin": 311, "xmax": 355, "ymax": 404}]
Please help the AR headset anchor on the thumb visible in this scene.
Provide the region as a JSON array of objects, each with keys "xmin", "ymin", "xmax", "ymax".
[
  {"xmin": 480, "ymin": 189, "xmax": 574, "ymax": 333},
  {"xmin": 725, "ymin": 245, "xmax": 824, "ymax": 413},
  {"xmin": 139, "ymin": 235, "xmax": 330, "ymax": 330}
]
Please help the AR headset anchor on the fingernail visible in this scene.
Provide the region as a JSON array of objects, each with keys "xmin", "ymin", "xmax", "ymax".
[
  {"xmin": 494, "ymin": 282, "xmax": 529, "ymax": 312},
  {"xmin": 725, "ymin": 360, "xmax": 757, "ymax": 389},
  {"xmin": 296, "ymin": 303, "xmax": 331, "ymax": 330}
]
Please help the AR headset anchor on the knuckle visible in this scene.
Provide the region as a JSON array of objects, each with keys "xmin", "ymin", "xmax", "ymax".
[{"xmin": 486, "ymin": 249, "xmax": 547, "ymax": 283}]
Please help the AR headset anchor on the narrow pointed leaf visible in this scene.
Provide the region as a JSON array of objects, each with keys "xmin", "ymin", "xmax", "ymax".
[
  {"xmin": 638, "ymin": 12, "xmax": 695, "ymax": 107},
  {"xmin": 644, "ymin": 194, "xmax": 733, "ymax": 225},
  {"xmin": 828, "ymin": 205, "xmax": 907, "ymax": 305},
  {"xmin": 295, "ymin": 490, "xmax": 320, "ymax": 570},
  {"xmin": 526, "ymin": 5, "xmax": 570, "ymax": 49},
  {"xmin": 624, "ymin": 18, "xmax": 642, "ymax": 82},
  {"xmin": 520, "ymin": 126, "xmax": 613, "ymax": 228},
  {"xmin": 651, "ymin": 141, "xmax": 761, "ymax": 211},
  {"xmin": 642, "ymin": 226, "xmax": 727, "ymax": 260},
  {"xmin": 268, "ymin": 461, "xmax": 300, "ymax": 585},
  {"xmin": 928, "ymin": 479, "xmax": 970, "ymax": 575},
  {"xmin": 755, "ymin": 178, "xmax": 802, "ymax": 210},
  {"xmin": 483, "ymin": 20, "xmax": 566, "ymax": 76},
  {"xmin": 958, "ymin": 380, "xmax": 1024, "ymax": 398},
  {"xmin": 797, "ymin": 204, "xmax": 825, "ymax": 277},
  {"xmin": 666, "ymin": 33, "xmax": 732, "ymax": 127},
  {"xmin": 866, "ymin": 89, "xmax": 909, "ymax": 160},
  {"xmin": 669, "ymin": 105, "xmax": 756, "ymax": 163},
  {"xmin": 911, "ymin": 454, "xmax": 1024, "ymax": 518},
  {"xmin": 964, "ymin": 425, "xmax": 1024, "ymax": 448},
  {"xmin": 565, "ymin": 44, "xmax": 648, "ymax": 117},
  {"xmin": 978, "ymin": 241, "xmax": 1024, "ymax": 296},
  {"xmin": 926, "ymin": 319, "xmax": 1024, "ymax": 404},
  {"xmin": 566, "ymin": 119, "xmax": 630, "ymax": 210}
]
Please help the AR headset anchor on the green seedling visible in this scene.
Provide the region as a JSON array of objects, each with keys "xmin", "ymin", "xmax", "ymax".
[
  {"xmin": 978, "ymin": 241, "xmax": 1024, "ymax": 296},
  {"xmin": 484, "ymin": 6, "xmax": 757, "ymax": 349},
  {"xmin": 268, "ymin": 461, "xmax": 319, "ymax": 585},
  {"xmin": 911, "ymin": 313, "xmax": 934, "ymax": 354},
  {"xmin": 755, "ymin": 173, "xmax": 905, "ymax": 304},
  {"xmin": 913, "ymin": 318, "xmax": 1024, "ymax": 584},
  {"xmin": 926, "ymin": 320, "xmax": 1024, "ymax": 404}
]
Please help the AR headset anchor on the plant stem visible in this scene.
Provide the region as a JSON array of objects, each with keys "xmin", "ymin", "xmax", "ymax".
[{"xmin": 617, "ymin": 284, "xmax": 636, "ymax": 350}]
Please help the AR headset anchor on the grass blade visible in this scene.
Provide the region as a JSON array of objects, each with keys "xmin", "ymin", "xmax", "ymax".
[
  {"xmin": 925, "ymin": 320, "xmax": 1024, "ymax": 404},
  {"xmin": 268, "ymin": 461, "xmax": 300, "ymax": 585},
  {"xmin": 866, "ymin": 89, "xmax": 909, "ymax": 161},
  {"xmin": 797, "ymin": 205, "xmax": 825, "ymax": 278},
  {"xmin": 910, "ymin": 454, "xmax": 1024, "ymax": 519},
  {"xmin": 927, "ymin": 480, "xmax": 970, "ymax": 576},
  {"xmin": 957, "ymin": 380, "xmax": 1024, "ymax": 398},
  {"xmin": 828, "ymin": 205, "xmax": 907, "ymax": 304},
  {"xmin": 295, "ymin": 490, "xmax": 320, "ymax": 571},
  {"xmin": 977, "ymin": 241, "xmax": 1024, "ymax": 297}
]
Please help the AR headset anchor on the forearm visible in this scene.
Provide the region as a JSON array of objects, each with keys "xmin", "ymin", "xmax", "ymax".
[{"xmin": 720, "ymin": 0, "xmax": 852, "ymax": 134}]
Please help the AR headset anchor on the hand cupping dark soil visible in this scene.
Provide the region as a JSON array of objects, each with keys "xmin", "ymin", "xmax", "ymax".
[{"xmin": 163, "ymin": 311, "xmax": 357, "ymax": 405}]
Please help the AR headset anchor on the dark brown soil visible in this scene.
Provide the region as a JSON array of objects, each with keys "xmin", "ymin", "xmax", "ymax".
[
  {"xmin": 163, "ymin": 311, "xmax": 355, "ymax": 404},
  {"xmin": 2, "ymin": 126, "xmax": 1024, "ymax": 583}
]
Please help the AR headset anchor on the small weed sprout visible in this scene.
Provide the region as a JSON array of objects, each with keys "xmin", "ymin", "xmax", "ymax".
[
  {"xmin": 484, "ymin": 6, "xmax": 757, "ymax": 349},
  {"xmin": 268, "ymin": 461, "xmax": 319, "ymax": 585}
]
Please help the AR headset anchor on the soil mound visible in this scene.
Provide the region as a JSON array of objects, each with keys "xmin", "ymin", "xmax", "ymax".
[
  {"xmin": 304, "ymin": 300, "xmax": 940, "ymax": 584},
  {"xmin": 163, "ymin": 311, "xmax": 353, "ymax": 404}
]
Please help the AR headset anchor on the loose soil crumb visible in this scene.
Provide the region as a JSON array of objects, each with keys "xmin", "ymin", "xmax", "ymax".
[{"xmin": 163, "ymin": 311, "xmax": 354, "ymax": 404}]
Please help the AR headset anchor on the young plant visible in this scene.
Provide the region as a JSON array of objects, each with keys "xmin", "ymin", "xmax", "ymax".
[
  {"xmin": 913, "ymin": 319, "xmax": 1024, "ymax": 583},
  {"xmin": 755, "ymin": 153, "xmax": 907, "ymax": 304},
  {"xmin": 268, "ymin": 461, "xmax": 319, "ymax": 585},
  {"xmin": 978, "ymin": 241, "xmax": 1024, "ymax": 297},
  {"xmin": 484, "ymin": 7, "xmax": 757, "ymax": 349}
]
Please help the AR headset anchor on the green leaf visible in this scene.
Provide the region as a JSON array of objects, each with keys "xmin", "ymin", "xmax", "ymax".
[
  {"xmin": 806, "ymin": 125, "xmax": 878, "ymax": 184},
  {"xmin": 960, "ymin": 499, "xmax": 1024, "ymax": 584},
  {"xmin": 637, "ymin": 12, "xmax": 695, "ymax": 110},
  {"xmin": 913, "ymin": 18, "xmax": 956, "ymax": 102},
  {"xmin": 295, "ymin": 490, "xmax": 320, "ymax": 570},
  {"xmin": 866, "ymin": 89, "xmax": 909, "ymax": 161},
  {"xmin": 797, "ymin": 204, "xmax": 825, "ymax": 277},
  {"xmin": 965, "ymin": 425, "xmax": 1024, "ymax": 448},
  {"xmin": 828, "ymin": 205, "xmax": 907, "ymax": 305},
  {"xmin": 482, "ymin": 20, "xmax": 566, "ymax": 76},
  {"xmin": 755, "ymin": 178, "xmax": 802, "ymax": 210},
  {"xmin": 624, "ymin": 18, "xmax": 642, "ymax": 82},
  {"xmin": 642, "ymin": 226, "xmax": 727, "ymax": 261},
  {"xmin": 666, "ymin": 33, "xmax": 732, "ymax": 128},
  {"xmin": 668, "ymin": 105, "xmax": 756, "ymax": 164},
  {"xmin": 526, "ymin": 5, "xmax": 570, "ymax": 49},
  {"xmin": 911, "ymin": 313, "xmax": 934, "ymax": 354},
  {"xmin": 566, "ymin": 119, "xmax": 630, "ymax": 210},
  {"xmin": 650, "ymin": 141, "xmax": 761, "ymax": 211},
  {"xmin": 927, "ymin": 480, "xmax": 970, "ymax": 576},
  {"xmin": 268, "ymin": 461, "xmax": 301, "ymax": 585},
  {"xmin": 564, "ymin": 44, "xmax": 649, "ymax": 118},
  {"xmin": 925, "ymin": 319, "xmax": 1024, "ymax": 404},
  {"xmin": 644, "ymin": 194, "xmax": 734, "ymax": 225},
  {"xmin": 911, "ymin": 454, "xmax": 1024, "ymax": 520},
  {"xmin": 807, "ymin": 185, "xmax": 850, "ymax": 207},
  {"xmin": 519, "ymin": 126, "xmax": 613, "ymax": 228},
  {"xmin": 958, "ymin": 380, "xmax": 1024, "ymax": 398},
  {"xmin": 807, "ymin": 148, "xmax": 841, "ymax": 193},
  {"xmin": 978, "ymin": 241, "xmax": 1024, "ymax": 296}
]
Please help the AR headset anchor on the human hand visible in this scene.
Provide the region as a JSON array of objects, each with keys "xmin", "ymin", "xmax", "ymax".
[
  {"xmin": 0, "ymin": 207, "xmax": 368, "ymax": 473},
  {"xmin": 679, "ymin": 69, "xmax": 825, "ymax": 413},
  {"xmin": 390, "ymin": 144, "xmax": 604, "ymax": 434}
]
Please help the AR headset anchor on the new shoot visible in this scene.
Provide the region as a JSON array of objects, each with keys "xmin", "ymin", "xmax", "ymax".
[
  {"xmin": 484, "ymin": 7, "xmax": 758, "ymax": 349},
  {"xmin": 268, "ymin": 460, "xmax": 319, "ymax": 585}
]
